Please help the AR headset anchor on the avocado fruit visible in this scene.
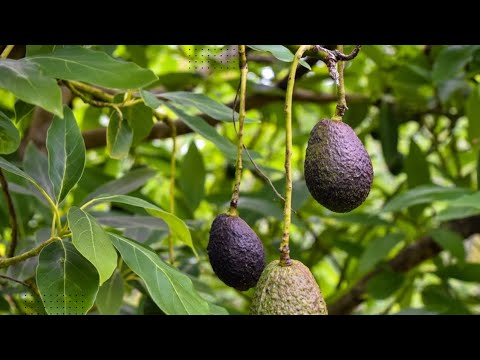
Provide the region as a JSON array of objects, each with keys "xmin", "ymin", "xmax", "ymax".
[
  {"xmin": 250, "ymin": 259, "xmax": 327, "ymax": 315},
  {"xmin": 208, "ymin": 214, "xmax": 265, "ymax": 291},
  {"xmin": 304, "ymin": 119, "xmax": 373, "ymax": 213}
]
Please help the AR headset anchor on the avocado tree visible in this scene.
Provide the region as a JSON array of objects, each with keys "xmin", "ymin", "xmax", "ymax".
[{"xmin": 0, "ymin": 44, "xmax": 479, "ymax": 315}]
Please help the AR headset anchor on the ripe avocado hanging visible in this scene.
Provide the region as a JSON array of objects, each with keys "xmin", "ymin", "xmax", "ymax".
[
  {"xmin": 207, "ymin": 45, "xmax": 265, "ymax": 291},
  {"xmin": 304, "ymin": 45, "xmax": 373, "ymax": 213}
]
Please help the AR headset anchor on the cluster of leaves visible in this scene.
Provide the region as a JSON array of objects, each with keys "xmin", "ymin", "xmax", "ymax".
[{"xmin": 1, "ymin": 45, "xmax": 480, "ymax": 315}]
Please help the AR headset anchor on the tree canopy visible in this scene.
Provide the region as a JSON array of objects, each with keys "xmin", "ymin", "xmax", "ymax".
[{"xmin": 0, "ymin": 45, "xmax": 480, "ymax": 315}]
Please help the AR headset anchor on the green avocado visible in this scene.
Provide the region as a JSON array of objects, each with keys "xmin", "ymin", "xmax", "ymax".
[
  {"xmin": 250, "ymin": 259, "xmax": 328, "ymax": 315},
  {"xmin": 304, "ymin": 119, "xmax": 373, "ymax": 213},
  {"xmin": 208, "ymin": 214, "xmax": 265, "ymax": 291}
]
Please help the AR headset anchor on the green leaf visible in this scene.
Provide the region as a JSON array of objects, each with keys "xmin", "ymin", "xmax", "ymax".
[
  {"xmin": 405, "ymin": 138, "xmax": 430, "ymax": 188},
  {"xmin": 140, "ymin": 89, "xmax": 162, "ymax": 109},
  {"xmin": 163, "ymin": 102, "xmax": 238, "ymax": 160},
  {"xmin": 160, "ymin": 91, "xmax": 259, "ymax": 123},
  {"xmin": 23, "ymin": 142, "xmax": 54, "ymax": 200},
  {"xmin": 379, "ymin": 102, "xmax": 402, "ymax": 175},
  {"xmin": 445, "ymin": 191, "xmax": 480, "ymax": 209},
  {"xmin": 109, "ymin": 233, "xmax": 210, "ymax": 315},
  {"xmin": 84, "ymin": 167, "xmax": 155, "ymax": 203},
  {"xmin": 430, "ymin": 228, "xmax": 466, "ymax": 262},
  {"xmin": 392, "ymin": 308, "xmax": 434, "ymax": 315},
  {"xmin": 14, "ymin": 100, "xmax": 35, "ymax": 124},
  {"xmin": 36, "ymin": 240, "xmax": 99, "ymax": 315},
  {"xmin": 47, "ymin": 106, "xmax": 86, "ymax": 204},
  {"xmin": 107, "ymin": 110, "xmax": 133, "ymax": 160},
  {"xmin": 247, "ymin": 45, "xmax": 311, "ymax": 70},
  {"xmin": 466, "ymin": 84, "xmax": 480, "ymax": 143},
  {"xmin": 437, "ymin": 263, "xmax": 480, "ymax": 282},
  {"xmin": 85, "ymin": 195, "xmax": 196, "ymax": 255},
  {"xmin": 367, "ymin": 269, "xmax": 405, "ymax": 300},
  {"xmin": 331, "ymin": 213, "xmax": 390, "ymax": 226},
  {"xmin": 237, "ymin": 197, "xmax": 284, "ymax": 221},
  {"xmin": 26, "ymin": 45, "xmax": 64, "ymax": 57},
  {"xmin": 0, "ymin": 59, "xmax": 62, "ymax": 117},
  {"xmin": 435, "ymin": 206, "xmax": 480, "ymax": 222},
  {"xmin": 179, "ymin": 141, "xmax": 205, "ymax": 212},
  {"xmin": 29, "ymin": 46, "xmax": 158, "ymax": 89},
  {"xmin": 357, "ymin": 233, "xmax": 403, "ymax": 274},
  {"xmin": 382, "ymin": 185, "xmax": 471, "ymax": 213},
  {"xmin": 123, "ymin": 103, "xmax": 154, "ymax": 146},
  {"xmin": 0, "ymin": 111, "xmax": 20, "ymax": 154},
  {"xmin": 96, "ymin": 269, "xmax": 124, "ymax": 315},
  {"xmin": 432, "ymin": 46, "xmax": 478, "ymax": 84},
  {"xmin": 68, "ymin": 206, "xmax": 118, "ymax": 285}
]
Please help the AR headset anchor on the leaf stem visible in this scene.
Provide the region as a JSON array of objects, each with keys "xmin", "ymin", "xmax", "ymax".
[
  {"xmin": 0, "ymin": 169, "xmax": 18, "ymax": 257},
  {"xmin": 228, "ymin": 45, "xmax": 248, "ymax": 217},
  {"xmin": 0, "ymin": 236, "xmax": 61, "ymax": 269},
  {"xmin": 279, "ymin": 45, "xmax": 314, "ymax": 266},
  {"xmin": 168, "ymin": 118, "xmax": 177, "ymax": 265},
  {"xmin": 332, "ymin": 45, "xmax": 347, "ymax": 121},
  {"xmin": 0, "ymin": 45, "xmax": 15, "ymax": 59}
]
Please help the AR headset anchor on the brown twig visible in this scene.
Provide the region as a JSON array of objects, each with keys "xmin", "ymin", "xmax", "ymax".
[
  {"xmin": 0, "ymin": 274, "xmax": 33, "ymax": 291},
  {"xmin": 0, "ymin": 169, "xmax": 18, "ymax": 257}
]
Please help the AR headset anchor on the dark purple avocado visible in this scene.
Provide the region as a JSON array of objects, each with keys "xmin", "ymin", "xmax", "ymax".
[
  {"xmin": 207, "ymin": 214, "xmax": 265, "ymax": 291},
  {"xmin": 304, "ymin": 119, "xmax": 373, "ymax": 213}
]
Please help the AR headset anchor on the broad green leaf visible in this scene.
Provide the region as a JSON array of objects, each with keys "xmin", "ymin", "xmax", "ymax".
[
  {"xmin": 446, "ymin": 191, "xmax": 480, "ymax": 209},
  {"xmin": 0, "ymin": 111, "xmax": 20, "ymax": 154},
  {"xmin": 405, "ymin": 138, "xmax": 430, "ymax": 188},
  {"xmin": 26, "ymin": 45, "xmax": 64, "ymax": 57},
  {"xmin": 96, "ymin": 269, "xmax": 124, "ymax": 315},
  {"xmin": 436, "ymin": 263, "xmax": 480, "ymax": 282},
  {"xmin": 0, "ymin": 59, "xmax": 63, "ymax": 117},
  {"xmin": 160, "ymin": 91, "xmax": 259, "ymax": 123},
  {"xmin": 123, "ymin": 103, "xmax": 154, "ymax": 146},
  {"xmin": 68, "ymin": 206, "xmax": 117, "ymax": 285},
  {"xmin": 430, "ymin": 228, "xmax": 466, "ymax": 262},
  {"xmin": 432, "ymin": 46, "xmax": 479, "ymax": 84},
  {"xmin": 0, "ymin": 157, "xmax": 53, "ymax": 206},
  {"xmin": 247, "ymin": 45, "xmax": 311, "ymax": 70},
  {"xmin": 357, "ymin": 233, "xmax": 403, "ymax": 274},
  {"xmin": 23, "ymin": 142, "xmax": 54, "ymax": 200},
  {"xmin": 107, "ymin": 110, "xmax": 133, "ymax": 159},
  {"xmin": 85, "ymin": 195, "xmax": 196, "ymax": 255},
  {"xmin": 109, "ymin": 233, "xmax": 210, "ymax": 315},
  {"xmin": 435, "ymin": 206, "xmax": 480, "ymax": 222},
  {"xmin": 36, "ymin": 240, "xmax": 99, "ymax": 315},
  {"xmin": 140, "ymin": 89, "xmax": 162, "ymax": 109},
  {"xmin": 164, "ymin": 102, "xmax": 238, "ymax": 160},
  {"xmin": 393, "ymin": 308, "xmax": 434, "ymax": 315},
  {"xmin": 379, "ymin": 102, "xmax": 402, "ymax": 175},
  {"xmin": 382, "ymin": 185, "xmax": 471, "ymax": 213},
  {"xmin": 84, "ymin": 167, "xmax": 156, "ymax": 203},
  {"xmin": 179, "ymin": 141, "xmax": 205, "ymax": 212},
  {"xmin": 14, "ymin": 100, "xmax": 35, "ymax": 124},
  {"xmin": 332, "ymin": 239, "xmax": 364, "ymax": 258},
  {"xmin": 47, "ymin": 106, "xmax": 86, "ymax": 204},
  {"xmin": 208, "ymin": 303, "xmax": 229, "ymax": 315},
  {"xmin": 29, "ymin": 46, "xmax": 158, "ymax": 89},
  {"xmin": 466, "ymin": 84, "xmax": 480, "ymax": 143},
  {"xmin": 367, "ymin": 269, "xmax": 405, "ymax": 299},
  {"xmin": 93, "ymin": 213, "xmax": 167, "ymax": 230},
  {"xmin": 331, "ymin": 213, "xmax": 390, "ymax": 226}
]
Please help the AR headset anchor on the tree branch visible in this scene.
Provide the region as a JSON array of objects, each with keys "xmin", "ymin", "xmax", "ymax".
[
  {"xmin": 82, "ymin": 89, "xmax": 366, "ymax": 149},
  {"xmin": 329, "ymin": 215, "xmax": 480, "ymax": 315},
  {"xmin": 0, "ymin": 169, "xmax": 18, "ymax": 257},
  {"xmin": 0, "ymin": 236, "xmax": 60, "ymax": 269}
]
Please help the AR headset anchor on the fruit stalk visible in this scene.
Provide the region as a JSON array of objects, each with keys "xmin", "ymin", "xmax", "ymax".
[
  {"xmin": 280, "ymin": 45, "xmax": 315, "ymax": 266},
  {"xmin": 168, "ymin": 118, "xmax": 177, "ymax": 265},
  {"xmin": 333, "ymin": 45, "xmax": 347, "ymax": 121},
  {"xmin": 228, "ymin": 45, "xmax": 248, "ymax": 217}
]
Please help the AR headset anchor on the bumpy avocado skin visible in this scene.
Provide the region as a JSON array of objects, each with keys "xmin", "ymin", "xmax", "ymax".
[
  {"xmin": 250, "ymin": 260, "xmax": 328, "ymax": 315},
  {"xmin": 207, "ymin": 214, "xmax": 266, "ymax": 291},
  {"xmin": 304, "ymin": 119, "xmax": 373, "ymax": 213}
]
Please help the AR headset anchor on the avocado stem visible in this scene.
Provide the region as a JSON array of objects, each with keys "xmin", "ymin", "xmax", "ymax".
[
  {"xmin": 279, "ymin": 45, "xmax": 315, "ymax": 266},
  {"xmin": 228, "ymin": 45, "xmax": 248, "ymax": 217},
  {"xmin": 167, "ymin": 118, "xmax": 177, "ymax": 265},
  {"xmin": 332, "ymin": 45, "xmax": 347, "ymax": 121}
]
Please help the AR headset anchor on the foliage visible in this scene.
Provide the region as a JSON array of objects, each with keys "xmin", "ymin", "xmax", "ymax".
[{"xmin": 1, "ymin": 44, "xmax": 480, "ymax": 315}]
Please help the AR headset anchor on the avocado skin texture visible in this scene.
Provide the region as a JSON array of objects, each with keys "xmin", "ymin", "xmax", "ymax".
[
  {"xmin": 208, "ymin": 214, "xmax": 266, "ymax": 291},
  {"xmin": 250, "ymin": 260, "xmax": 328, "ymax": 315},
  {"xmin": 304, "ymin": 119, "xmax": 373, "ymax": 213}
]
